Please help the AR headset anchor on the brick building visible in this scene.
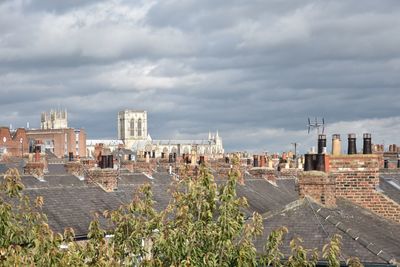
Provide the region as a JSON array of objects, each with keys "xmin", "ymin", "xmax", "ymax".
[
  {"xmin": 26, "ymin": 128, "xmax": 86, "ymax": 158},
  {"xmin": 0, "ymin": 127, "xmax": 29, "ymax": 157}
]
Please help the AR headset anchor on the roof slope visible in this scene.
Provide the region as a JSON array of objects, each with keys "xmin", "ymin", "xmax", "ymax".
[
  {"xmin": 380, "ymin": 175, "xmax": 400, "ymax": 205},
  {"xmin": 257, "ymin": 198, "xmax": 400, "ymax": 264}
]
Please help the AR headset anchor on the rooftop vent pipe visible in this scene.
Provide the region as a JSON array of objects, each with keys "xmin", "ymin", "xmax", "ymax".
[
  {"xmin": 363, "ymin": 133, "xmax": 372, "ymax": 154},
  {"xmin": 348, "ymin": 134, "xmax": 357, "ymax": 155},
  {"xmin": 304, "ymin": 154, "xmax": 316, "ymax": 171}
]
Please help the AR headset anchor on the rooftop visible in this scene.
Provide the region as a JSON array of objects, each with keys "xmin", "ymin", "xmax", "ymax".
[{"xmin": 0, "ymin": 161, "xmax": 399, "ymax": 264}]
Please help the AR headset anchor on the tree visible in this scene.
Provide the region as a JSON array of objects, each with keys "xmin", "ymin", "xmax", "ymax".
[{"xmin": 0, "ymin": 160, "xmax": 364, "ymax": 266}]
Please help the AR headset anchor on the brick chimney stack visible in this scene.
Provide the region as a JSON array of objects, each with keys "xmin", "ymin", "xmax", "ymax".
[{"xmin": 298, "ymin": 171, "xmax": 336, "ymax": 207}]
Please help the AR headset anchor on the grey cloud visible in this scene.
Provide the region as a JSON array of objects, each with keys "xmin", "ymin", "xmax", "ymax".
[{"xmin": 1, "ymin": 0, "xmax": 400, "ymax": 151}]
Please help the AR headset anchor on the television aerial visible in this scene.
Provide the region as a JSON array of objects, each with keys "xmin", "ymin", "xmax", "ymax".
[{"xmin": 307, "ymin": 117, "xmax": 325, "ymax": 134}]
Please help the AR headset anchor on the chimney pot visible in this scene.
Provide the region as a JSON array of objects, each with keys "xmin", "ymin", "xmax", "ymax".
[
  {"xmin": 253, "ymin": 155, "xmax": 259, "ymax": 167},
  {"xmin": 318, "ymin": 134, "xmax": 327, "ymax": 154},
  {"xmin": 363, "ymin": 133, "xmax": 372, "ymax": 154},
  {"xmin": 348, "ymin": 133, "xmax": 357, "ymax": 155}
]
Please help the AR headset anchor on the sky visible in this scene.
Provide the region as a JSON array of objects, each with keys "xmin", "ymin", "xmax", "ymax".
[{"xmin": 1, "ymin": 0, "xmax": 400, "ymax": 153}]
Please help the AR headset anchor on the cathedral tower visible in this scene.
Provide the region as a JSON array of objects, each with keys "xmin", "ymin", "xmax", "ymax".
[
  {"xmin": 41, "ymin": 109, "xmax": 68, "ymax": 130},
  {"xmin": 118, "ymin": 110, "xmax": 148, "ymax": 148}
]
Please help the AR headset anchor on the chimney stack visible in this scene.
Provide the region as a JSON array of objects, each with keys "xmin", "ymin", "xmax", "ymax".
[
  {"xmin": 108, "ymin": 155, "xmax": 114, "ymax": 169},
  {"xmin": 260, "ymin": 155, "xmax": 266, "ymax": 167},
  {"xmin": 331, "ymin": 134, "xmax": 341, "ymax": 156},
  {"xmin": 363, "ymin": 133, "xmax": 372, "ymax": 154},
  {"xmin": 348, "ymin": 133, "xmax": 357, "ymax": 155},
  {"xmin": 318, "ymin": 134, "xmax": 327, "ymax": 154},
  {"xmin": 304, "ymin": 154, "xmax": 316, "ymax": 171},
  {"xmin": 253, "ymin": 155, "xmax": 259, "ymax": 167},
  {"xmin": 69, "ymin": 152, "xmax": 74, "ymax": 162},
  {"xmin": 315, "ymin": 154, "xmax": 325, "ymax": 171}
]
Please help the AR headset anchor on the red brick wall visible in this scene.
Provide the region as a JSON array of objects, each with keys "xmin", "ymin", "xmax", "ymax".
[
  {"xmin": 65, "ymin": 162, "xmax": 83, "ymax": 176},
  {"xmin": 298, "ymin": 171, "xmax": 336, "ymax": 207},
  {"xmin": 85, "ymin": 169, "xmax": 118, "ymax": 192},
  {"xmin": 26, "ymin": 128, "xmax": 86, "ymax": 158},
  {"xmin": 0, "ymin": 127, "xmax": 29, "ymax": 157},
  {"xmin": 330, "ymin": 155, "xmax": 400, "ymax": 223},
  {"xmin": 248, "ymin": 168, "xmax": 277, "ymax": 183},
  {"xmin": 280, "ymin": 168, "xmax": 301, "ymax": 178},
  {"xmin": 121, "ymin": 161, "xmax": 155, "ymax": 174},
  {"xmin": 24, "ymin": 162, "xmax": 45, "ymax": 177}
]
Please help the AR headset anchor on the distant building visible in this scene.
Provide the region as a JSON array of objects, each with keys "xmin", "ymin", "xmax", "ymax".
[
  {"xmin": 86, "ymin": 139, "xmax": 124, "ymax": 158},
  {"xmin": 25, "ymin": 109, "xmax": 86, "ymax": 158},
  {"xmin": 117, "ymin": 109, "xmax": 224, "ymax": 158},
  {"xmin": 0, "ymin": 127, "xmax": 29, "ymax": 157},
  {"xmin": 148, "ymin": 131, "xmax": 224, "ymax": 158},
  {"xmin": 26, "ymin": 128, "xmax": 86, "ymax": 158},
  {"xmin": 41, "ymin": 109, "xmax": 68, "ymax": 130},
  {"xmin": 118, "ymin": 110, "xmax": 149, "ymax": 149}
]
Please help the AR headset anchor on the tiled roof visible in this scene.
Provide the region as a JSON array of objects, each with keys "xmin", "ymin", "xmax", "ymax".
[
  {"xmin": 380, "ymin": 175, "xmax": 400, "ymax": 205},
  {"xmin": 257, "ymin": 198, "xmax": 400, "ymax": 264},
  {"xmin": 2, "ymin": 162, "xmax": 399, "ymax": 264},
  {"xmin": 237, "ymin": 178, "xmax": 298, "ymax": 215}
]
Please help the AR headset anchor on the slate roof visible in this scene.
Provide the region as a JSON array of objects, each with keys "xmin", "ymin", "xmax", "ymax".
[
  {"xmin": 18, "ymin": 171, "xmax": 175, "ymax": 237},
  {"xmin": 380, "ymin": 175, "xmax": 400, "ymax": 205},
  {"xmin": 0, "ymin": 161, "xmax": 24, "ymax": 175},
  {"xmin": 237, "ymin": 178, "xmax": 298, "ymax": 215},
  {"xmin": 257, "ymin": 198, "xmax": 400, "ymax": 265},
  {"xmin": 2, "ymin": 161, "xmax": 399, "ymax": 265},
  {"xmin": 24, "ymin": 186, "xmax": 123, "ymax": 237}
]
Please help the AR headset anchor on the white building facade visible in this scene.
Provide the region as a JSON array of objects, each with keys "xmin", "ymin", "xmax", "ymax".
[
  {"xmin": 41, "ymin": 109, "xmax": 68, "ymax": 130},
  {"xmin": 118, "ymin": 110, "xmax": 224, "ymax": 158},
  {"xmin": 118, "ymin": 110, "xmax": 149, "ymax": 149}
]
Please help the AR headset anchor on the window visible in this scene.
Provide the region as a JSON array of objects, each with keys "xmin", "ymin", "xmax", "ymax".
[
  {"xmin": 138, "ymin": 119, "xmax": 142, "ymax": 136},
  {"xmin": 120, "ymin": 118, "xmax": 125, "ymax": 138},
  {"xmin": 130, "ymin": 119, "xmax": 135, "ymax": 136}
]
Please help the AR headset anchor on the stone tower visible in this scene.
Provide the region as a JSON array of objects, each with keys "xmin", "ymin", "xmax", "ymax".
[
  {"xmin": 41, "ymin": 109, "xmax": 68, "ymax": 130},
  {"xmin": 118, "ymin": 110, "xmax": 148, "ymax": 148}
]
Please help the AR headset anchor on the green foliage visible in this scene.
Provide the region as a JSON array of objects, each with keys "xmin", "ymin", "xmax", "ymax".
[
  {"xmin": 323, "ymin": 234, "xmax": 342, "ymax": 267},
  {"xmin": 0, "ymin": 164, "xmax": 365, "ymax": 267}
]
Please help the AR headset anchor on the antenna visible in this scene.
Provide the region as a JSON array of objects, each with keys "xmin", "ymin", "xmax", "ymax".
[
  {"xmin": 291, "ymin": 142, "xmax": 300, "ymax": 159},
  {"xmin": 307, "ymin": 117, "xmax": 326, "ymax": 135}
]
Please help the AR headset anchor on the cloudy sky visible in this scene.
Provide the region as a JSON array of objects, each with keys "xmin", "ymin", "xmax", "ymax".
[{"xmin": 1, "ymin": 0, "xmax": 400, "ymax": 153}]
